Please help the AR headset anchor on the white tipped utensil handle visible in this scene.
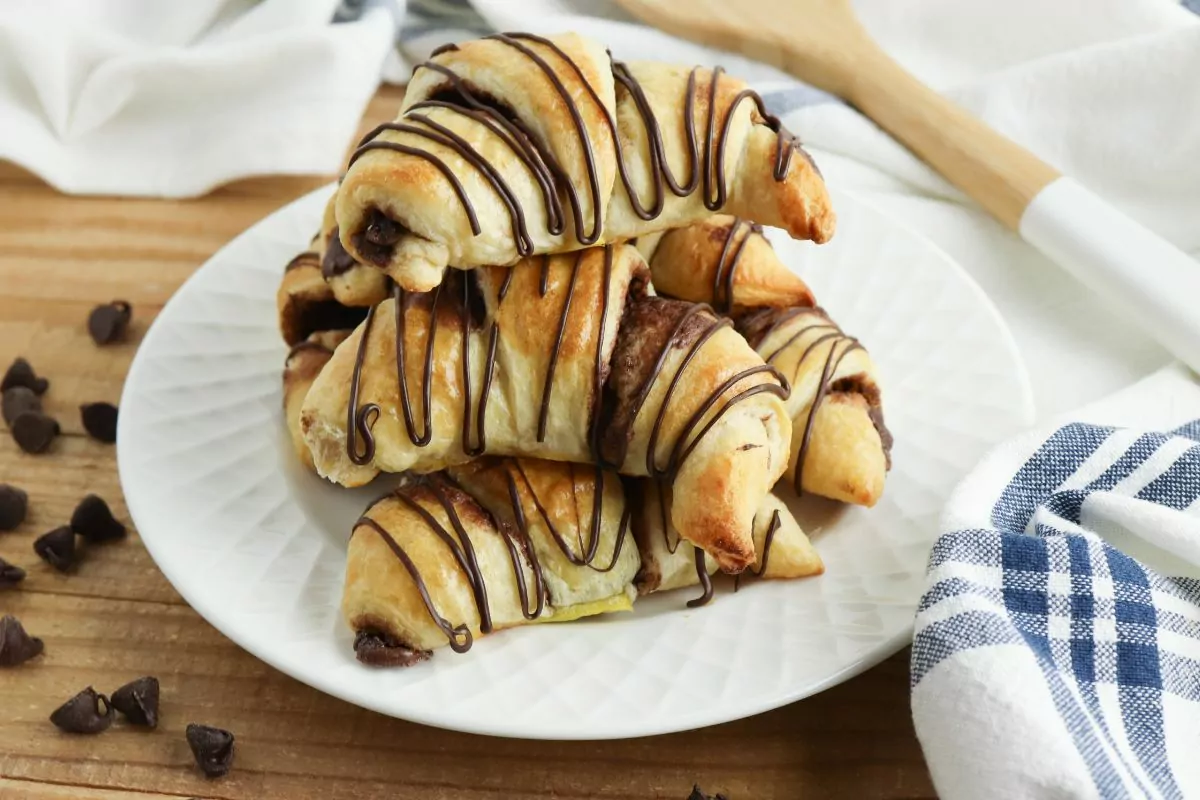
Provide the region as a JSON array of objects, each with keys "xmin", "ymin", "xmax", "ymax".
[{"xmin": 1020, "ymin": 178, "xmax": 1200, "ymax": 375}]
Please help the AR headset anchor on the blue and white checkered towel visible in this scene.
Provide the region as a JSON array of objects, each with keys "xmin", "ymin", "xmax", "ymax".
[{"xmin": 913, "ymin": 365, "xmax": 1200, "ymax": 799}]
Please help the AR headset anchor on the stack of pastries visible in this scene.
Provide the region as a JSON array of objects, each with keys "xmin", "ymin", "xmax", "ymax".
[{"xmin": 276, "ymin": 33, "xmax": 891, "ymax": 667}]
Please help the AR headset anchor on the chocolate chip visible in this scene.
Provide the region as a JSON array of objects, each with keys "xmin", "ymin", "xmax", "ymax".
[
  {"xmin": 0, "ymin": 484, "xmax": 28, "ymax": 530},
  {"xmin": 3, "ymin": 387, "xmax": 42, "ymax": 426},
  {"xmin": 1, "ymin": 358, "xmax": 49, "ymax": 395},
  {"xmin": 687, "ymin": 787, "xmax": 731, "ymax": 800},
  {"xmin": 353, "ymin": 629, "xmax": 431, "ymax": 668},
  {"xmin": 50, "ymin": 687, "xmax": 113, "ymax": 734},
  {"xmin": 80, "ymin": 402, "xmax": 118, "ymax": 443},
  {"xmin": 34, "ymin": 526, "xmax": 76, "ymax": 572},
  {"xmin": 110, "ymin": 676, "xmax": 159, "ymax": 728},
  {"xmin": 0, "ymin": 558, "xmax": 25, "ymax": 587},
  {"xmin": 12, "ymin": 412, "xmax": 59, "ymax": 454},
  {"xmin": 88, "ymin": 301, "xmax": 132, "ymax": 345},
  {"xmin": 0, "ymin": 615, "xmax": 44, "ymax": 666},
  {"xmin": 71, "ymin": 495, "xmax": 126, "ymax": 543},
  {"xmin": 186, "ymin": 723, "xmax": 235, "ymax": 778}
]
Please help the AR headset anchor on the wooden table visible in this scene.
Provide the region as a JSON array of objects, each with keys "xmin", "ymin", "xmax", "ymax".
[{"xmin": 0, "ymin": 85, "xmax": 934, "ymax": 800}]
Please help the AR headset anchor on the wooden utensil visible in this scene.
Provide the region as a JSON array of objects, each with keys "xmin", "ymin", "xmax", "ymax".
[{"xmin": 617, "ymin": 0, "xmax": 1200, "ymax": 374}]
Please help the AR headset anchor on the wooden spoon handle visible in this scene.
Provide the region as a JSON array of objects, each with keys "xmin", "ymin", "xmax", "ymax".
[
  {"xmin": 786, "ymin": 39, "xmax": 1200, "ymax": 374},
  {"xmin": 818, "ymin": 46, "xmax": 1059, "ymax": 230}
]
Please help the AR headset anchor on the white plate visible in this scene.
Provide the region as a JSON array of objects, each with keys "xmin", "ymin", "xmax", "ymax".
[{"xmin": 118, "ymin": 186, "xmax": 1034, "ymax": 740}]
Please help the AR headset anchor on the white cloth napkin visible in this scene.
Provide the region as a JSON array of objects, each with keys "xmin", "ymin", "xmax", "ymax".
[
  {"xmin": 0, "ymin": 0, "xmax": 397, "ymax": 197},
  {"xmin": 914, "ymin": 363, "xmax": 1200, "ymax": 799}
]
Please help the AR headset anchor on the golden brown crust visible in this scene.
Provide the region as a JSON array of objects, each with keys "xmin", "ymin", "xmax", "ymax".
[
  {"xmin": 334, "ymin": 35, "xmax": 834, "ymax": 291},
  {"xmin": 300, "ymin": 245, "xmax": 647, "ymax": 487},
  {"xmin": 301, "ymin": 241, "xmax": 791, "ymax": 572},
  {"xmin": 739, "ymin": 307, "xmax": 890, "ymax": 507},
  {"xmin": 342, "ymin": 461, "xmax": 638, "ymax": 659},
  {"xmin": 447, "ymin": 458, "xmax": 638, "ymax": 608},
  {"xmin": 601, "ymin": 295, "xmax": 792, "ymax": 572},
  {"xmin": 639, "ymin": 215, "xmax": 815, "ymax": 312},
  {"xmin": 633, "ymin": 481, "xmax": 822, "ymax": 597}
]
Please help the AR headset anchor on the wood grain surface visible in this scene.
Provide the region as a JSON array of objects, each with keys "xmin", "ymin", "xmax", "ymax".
[{"xmin": 0, "ymin": 85, "xmax": 934, "ymax": 800}]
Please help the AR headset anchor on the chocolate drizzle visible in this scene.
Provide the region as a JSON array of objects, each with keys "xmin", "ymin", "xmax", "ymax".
[
  {"xmin": 739, "ymin": 307, "xmax": 865, "ymax": 495},
  {"xmin": 352, "ymin": 459, "xmax": 637, "ymax": 656},
  {"xmin": 687, "ymin": 548, "xmax": 713, "ymax": 608},
  {"xmin": 346, "ymin": 305, "xmax": 380, "ymax": 466},
  {"xmin": 346, "ymin": 247, "xmax": 617, "ymax": 466},
  {"xmin": 605, "ymin": 299, "xmax": 790, "ymax": 480},
  {"xmin": 757, "ymin": 509, "xmax": 782, "ymax": 575},
  {"xmin": 341, "ymin": 251, "xmax": 789, "ymax": 624},
  {"xmin": 711, "ymin": 217, "xmax": 764, "ymax": 314},
  {"xmin": 349, "ymin": 33, "xmax": 810, "ymax": 256},
  {"xmin": 509, "ymin": 461, "xmax": 631, "ymax": 571}
]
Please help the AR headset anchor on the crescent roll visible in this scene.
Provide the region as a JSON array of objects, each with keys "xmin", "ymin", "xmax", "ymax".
[
  {"xmin": 277, "ymin": 239, "xmax": 369, "ymax": 346},
  {"xmin": 317, "ymin": 191, "xmax": 391, "ymax": 308},
  {"xmin": 335, "ymin": 32, "xmax": 835, "ymax": 291},
  {"xmin": 283, "ymin": 331, "xmax": 352, "ymax": 471},
  {"xmin": 636, "ymin": 215, "xmax": 815, "ymax": 314},
  {"xmin": 300, "ymin": 243, "xmax": 791, "ymax": 572},
  {"xmin": 301, "ymin": 244, "xmax": 642, "ymax": 484},
  {"xmin": 633, "ymin": 480, "xmax": 823, "ymax": 604},
  {"xmin": 343, "ymin": 458, "xmax": 638, "ymax": 665},
  {"xmin": 597, "ymin": 294, "xmax": 791, "ymax": 572},
  {"xmin": 637, "ymin": 215, "xmax": 892, "ymax": 507},
  {"xmin": 740, "ymin": 307, "xmax": 891, "ymax": 506}
]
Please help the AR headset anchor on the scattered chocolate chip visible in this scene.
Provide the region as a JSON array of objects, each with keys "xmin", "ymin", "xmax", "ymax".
[
  {"xmin": 34, "ymin": 526, "xmax": 76, "ymax": 572},
  {"xmin": 110, "ymin": 676, "xmax": 159, "ymax": 728},
  {"xmin": 0, "ymin": 615, "xmax": 44, "ymax": 666},
  {"xmin": 687, "ymin": 787, "xmax": 731, "ymax": 800},
  {"xmin": 0, "ymin": 484, "xmax": 28, "ymax": 530},
  {"xmin": 80, "ymin": 402, "xmax": 118, "ymax": 443},
  {"xmin": 353, "ymin": 629, "xmax": 432, "ymax": 668},
  {"xmin": 2, "ymin": 386, "xmax": 42, "ymax": 426},
  {"xmin": 1, "ymin": 358, "xmax": 49, "ymax": 395},
  {"xmin": 0, "ymin": 558, "xmax": 25, "ymax": 587},
  {"xmin": 50, "ymin": 687, "xmax": 113, "ymax": 734},
  {"xmin": 88, "ymin": 301, "xmax": 133, "ymax": 345},
  {"xmin": 12, "ymin": 412, "xmax": 59, "ymax": 454},
  {"xmin": 186, "ymin": 723, "xmax": 235, "ymax": 778},
  {"xmin": 71, "ymin": 495, "xmax": 126, "ymax": 543}
]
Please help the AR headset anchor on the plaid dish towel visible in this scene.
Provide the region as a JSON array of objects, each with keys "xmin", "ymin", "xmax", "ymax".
[{"xmin": 913, "ymin": 364, "xmax": 1200, "ymax": 799}]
